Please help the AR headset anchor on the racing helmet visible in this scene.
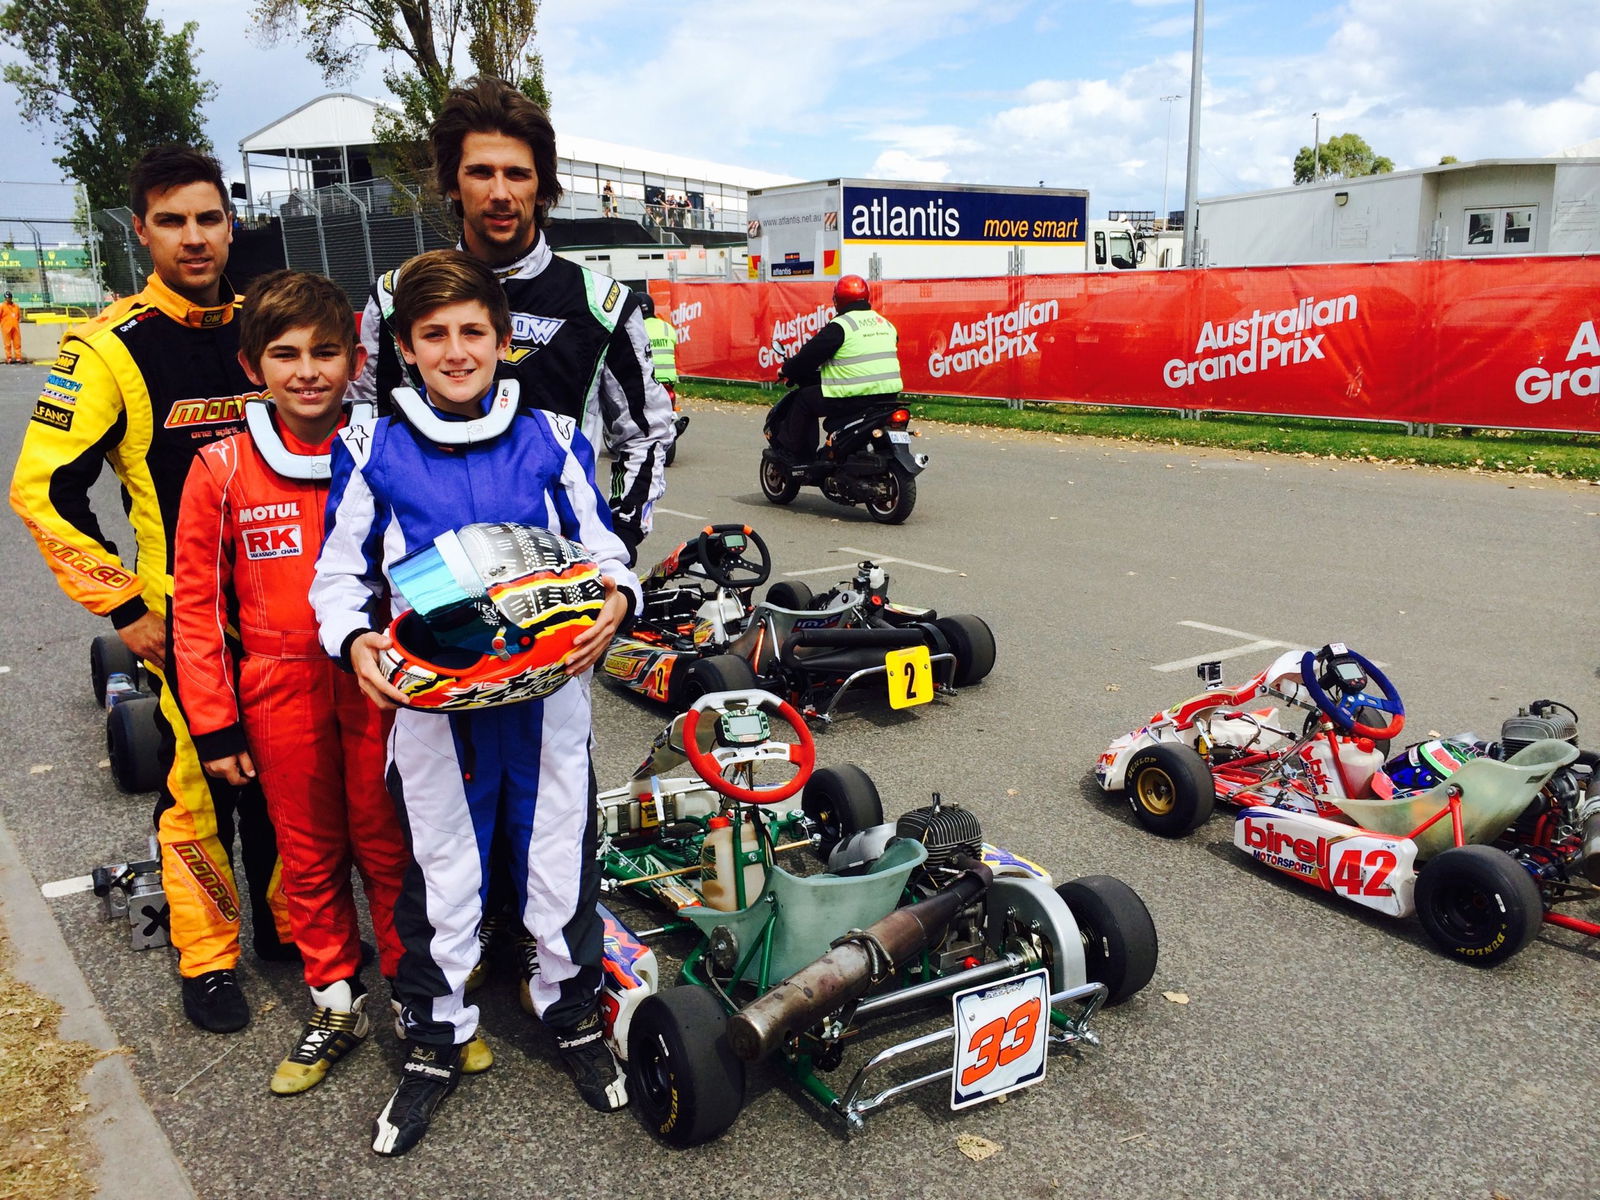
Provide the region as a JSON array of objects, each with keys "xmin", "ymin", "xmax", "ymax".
[
  {"xmin": 1382, "ymin": 736, "xmax": 1482, "ymax": 793},
  {"xmin": 378, "ymin": 522, "xmax": 607, "ymax": 710},
  {"xmin": 637, "ymin": 293, "xmax": 655, "ymax": 319},
  {"xmin": 832, "ymin": 274, "xmax": 869, "ymax": 306}
]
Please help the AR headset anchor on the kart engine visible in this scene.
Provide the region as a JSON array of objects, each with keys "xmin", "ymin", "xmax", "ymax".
[
  {"xmin": 896, "ymin": 794, "xmax": 989, "ymax": 971},
  {"xmin": 1490, "ymin": 701, "xmax": 1599, "ymax": 884}
]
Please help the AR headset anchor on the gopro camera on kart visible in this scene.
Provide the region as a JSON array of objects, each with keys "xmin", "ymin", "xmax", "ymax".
[{"xmin": 1196, "ymin": 660, "xmax": 1224, "ymax": 687}]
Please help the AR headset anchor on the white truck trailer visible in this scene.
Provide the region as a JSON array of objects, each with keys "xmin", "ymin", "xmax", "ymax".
[{"xmin": 745, "ymin": 178, "xmax": 1161, "ymax": 281}]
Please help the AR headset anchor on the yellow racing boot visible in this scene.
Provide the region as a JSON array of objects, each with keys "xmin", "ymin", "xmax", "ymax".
[{"xmin": 270, "ymin": 979, "xmax": 370, "ymax": 1095}]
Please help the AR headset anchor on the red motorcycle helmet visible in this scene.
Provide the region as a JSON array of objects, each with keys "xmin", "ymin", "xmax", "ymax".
[
  {"xmin": 379, "ymin": 522, "xmax": 607, "ymax": 710},
  {"xmin": 832, "ymin": 274, "xmax": 870, "ymax": 306}
]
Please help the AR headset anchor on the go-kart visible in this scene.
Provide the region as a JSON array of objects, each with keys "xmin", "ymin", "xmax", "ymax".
[
  {"xmin": 1095, "ymin": 642, "xmax": 1600, "ymax": 965},
  {"xmin": 594, "ymin": 687, "xmax": 1158, "ymax": 1146},
  {"xmin": 90, "ymin": 633, "xmax": 162, "ymax": 794},
  {"xmin": 600, "ymin": 524, "xmax": 996, "ymax": 724}
]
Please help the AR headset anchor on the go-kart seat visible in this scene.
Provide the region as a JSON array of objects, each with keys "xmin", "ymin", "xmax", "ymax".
[
  {"xmin": 681, "ymin": 837, "xmax": 928, "ymax": 983},
  {"xmin": 1330, "ymin": 738, "xmax": 1579, "ymax": 859}
]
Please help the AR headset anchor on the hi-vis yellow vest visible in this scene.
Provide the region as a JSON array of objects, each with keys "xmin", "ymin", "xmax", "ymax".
[
  {"xmin": 820, "ymin": 310, "xmax": 901, "ymax": 399},
  {"xmin": 644, "ymin": 315, "xmax": 678, "ymax": 383}
]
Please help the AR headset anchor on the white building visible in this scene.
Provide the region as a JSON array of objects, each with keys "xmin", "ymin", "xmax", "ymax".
[{"xmin": 1194, "ymin": 157, "xmax": 1600, "ymax": 267}]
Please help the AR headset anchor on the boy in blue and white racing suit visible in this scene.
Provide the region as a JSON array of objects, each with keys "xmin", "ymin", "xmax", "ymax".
[{"xmin": 311, "ymin": 250, "xmax": 641, "ymax": 1157}]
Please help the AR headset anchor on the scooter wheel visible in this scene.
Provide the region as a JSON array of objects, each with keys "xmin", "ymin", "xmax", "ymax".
[
  {"xmin": 758, "ymin": 454, "xmax": 799, "ymax": 505},
  {"xmin": 864, "ymin": 465, "xmax": 916, "ymax": 524}
]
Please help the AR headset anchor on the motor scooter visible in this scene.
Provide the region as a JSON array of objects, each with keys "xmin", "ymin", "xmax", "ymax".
[{"xmin": 759, "ymin": 387, "xmax": 928, "ymax": 523}]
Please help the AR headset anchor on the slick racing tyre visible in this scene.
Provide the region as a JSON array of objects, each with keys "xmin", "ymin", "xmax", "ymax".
[
  {"xmin": 1056, "ymin": 876, "xmax": 1159, "ymax": 1005},
  {"xmin": 1414, "ymin": 845, "xmax": 1544, "ymax": 967},
  {"xmin": 1123, "ymin": 742, "xmax": 1215, "ymax": 837},
  {"xmin": 107, "ymin": 695, "xmax": 162, "ymax": 794},
  {"xmin": 864, "ymin": 465, "xmax": 916, "ymax": 524},
  {"xmin": 933, "ymin": 614, "xmax": 996, "ymax": 687},
  {"xmin": 764, "ymin": 580, "xmax": 813, "ymax": 610},
  {"xmin": 680, "ymin": 654, "xmax": 759, "ymax": 709},
  {"xmin": 801, "ymin": 764, "xmax": 884, "ymax": 860},
  {"xmin": 758, "ymin": 454, "xmax": 799, "ymax": 505},
  {"xmin": 627, "ymin": 986, "xmax": 745, "ymax": 1148},
  {"xmin": 90, "ymin": 632, "xmax": 140, "ymax": 706}
]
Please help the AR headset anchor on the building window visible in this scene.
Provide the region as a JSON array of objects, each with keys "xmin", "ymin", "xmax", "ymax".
[{"xmin": 1464, "ymin": 205, "xmax": 1536, "ymax": 252}]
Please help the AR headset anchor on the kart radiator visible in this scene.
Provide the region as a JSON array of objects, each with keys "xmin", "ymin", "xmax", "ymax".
[
  {"xmin": 896, "ymin": 795, "xmax": 983, "ymax": 871},
  {"xmin": 1501, "ymin": 701, "xmax": 1578, "ymax": 757}
]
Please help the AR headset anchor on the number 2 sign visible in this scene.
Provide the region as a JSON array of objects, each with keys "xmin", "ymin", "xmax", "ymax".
[{"xmin": 951, "ymin": 968, "xmax": 1050, "ymax": 1110}]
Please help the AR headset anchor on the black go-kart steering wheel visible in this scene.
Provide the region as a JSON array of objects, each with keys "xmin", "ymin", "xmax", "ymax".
[
  {"xmin": 694, "ymin": 524, "xmax": 771, "ymax": 591},
  {"xmin": 1299, "ymin": 645, "xmax": 1405, "ymax": 740}
]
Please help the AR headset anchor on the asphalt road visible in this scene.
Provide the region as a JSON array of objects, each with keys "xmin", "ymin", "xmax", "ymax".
[{"xmin": 2, "ymin": 366, "xmax": 1598, "ymax": 1200}]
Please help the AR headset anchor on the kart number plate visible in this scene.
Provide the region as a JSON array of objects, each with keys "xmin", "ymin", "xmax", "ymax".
[
  {"xmin": 950, "ymin": 967, "xmax": 1049, "ymax": 1110},
  {"xmin": 884, "ymin": 645, "xmax": 933, "ymax": 709},
  {"xmin": 888, "ymin": 431, "xmax": 911, "ymax": 444}
]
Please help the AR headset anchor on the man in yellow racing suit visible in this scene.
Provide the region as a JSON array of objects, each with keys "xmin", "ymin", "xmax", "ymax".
[{"xmin": 9, "ymin": 146, "xmax": 290, "ymax": 1034}]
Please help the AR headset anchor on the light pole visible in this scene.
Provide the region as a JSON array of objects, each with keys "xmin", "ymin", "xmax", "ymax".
[
  {"xmin": 1312, "ymin": 111, "xmax": 1321, "ymax": 181},
  {"xmin": 1161, "ymin": 94, "xmax": 1181, "ymax": 227},
  {"xmin": 1181, "ymin": 0, "xmax": 1204, "ymax": 266}
]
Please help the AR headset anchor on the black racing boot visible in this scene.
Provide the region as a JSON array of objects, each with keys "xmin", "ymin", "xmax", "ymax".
[
  {"xmin": 370, "ymin": 1041, "xmax": 462, "ymax": 1156},
  {"xmin": 553, "ymin": 1010, "xmax": 628, "ymax": 1113},
  {"xmin": 181, "ymin": 968, "xmax": 250, "ymax": 1033}
]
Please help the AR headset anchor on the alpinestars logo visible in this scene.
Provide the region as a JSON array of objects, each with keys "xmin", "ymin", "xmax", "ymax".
[
  {"xmin": 503, "ymin": 311, "xmax": 566, "ymax": 365},
  {"xmin": 1163, "ymin": 294, "xmax": 1358, "ymax": 389}
]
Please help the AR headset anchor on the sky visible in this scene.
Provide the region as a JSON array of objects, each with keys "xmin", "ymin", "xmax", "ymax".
[{"xmin": 4, "ymin": 0, "xmax": 1600, "ymax": 220}]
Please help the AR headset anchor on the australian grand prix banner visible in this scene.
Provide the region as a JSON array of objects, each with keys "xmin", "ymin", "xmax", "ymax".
[{"xmin": 649, "ymin": 256, "xmax": 1600, "ymax": 433}]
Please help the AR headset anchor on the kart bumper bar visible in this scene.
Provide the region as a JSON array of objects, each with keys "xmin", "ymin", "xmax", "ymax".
[
  {"xmin": 821, "ymin": 971, "xmax": 1109, "ymax": 1133},
  {"xmin": 806, "ymin": 651, "xmax": 956, "ymax": 724}
]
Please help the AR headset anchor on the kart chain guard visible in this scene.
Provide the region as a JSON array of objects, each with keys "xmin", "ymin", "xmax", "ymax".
[{"xmin": 981, "ymin": 875, "xmax": 1086, "ymax": 994}]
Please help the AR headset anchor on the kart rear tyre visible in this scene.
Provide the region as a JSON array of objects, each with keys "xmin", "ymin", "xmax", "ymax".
[
  {"xmin": 864, "ymin": 465, "xmax": 916, "ymax": 524},
  {"xmin": 627, "ymin": 985, "xmax": 745, "ymax": 1148},
  {"xmin": 1056, "ymin": 876, "xmax": 1159, "ymax": 1005},
  {"xmin": 764, "ymin": 580, "xmax": 813, "ymax": 610},
  {"xmin": 934, "ymin": 614, "xmax": 996, "ymax": 687},
  {"xmin": 90, "ymin": 632, "xmax": 140, "ymax": 706},
  {"xmin": 759, "ymin": 454, "xmax": 799, "ymax": 505},
  {"xmin": 107, "ymin": 695, "xmax": 162, "ymax": 795},
  {"xmin": 1123, "ymin": 742, "xmax": 1214, "ymax": 837},
  {"xmin": 1414, "ymin": 844, "xmax": 1543, "ymax": 967},
  {"xmin": 802, "ymin": 764, "xmax": 884, "ymax": 860},
  {"xmin": 681, "ymin": 654, "xmax": 759, "ymax": 708}
]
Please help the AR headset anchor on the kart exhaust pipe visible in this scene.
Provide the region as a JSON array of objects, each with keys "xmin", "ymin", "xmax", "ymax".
[
  {"xmin": 1575, "ymin": 750, "xmax": 1600, "ymax": 883},
  {"xmin": 725, "ymin": 858, "xmax": 993, "ymax": 1063}
]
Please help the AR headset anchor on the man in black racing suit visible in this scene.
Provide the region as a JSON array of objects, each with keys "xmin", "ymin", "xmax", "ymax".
[{"xmin": 349, "ymin": 76, "xmax": 674, "ymax": 563}]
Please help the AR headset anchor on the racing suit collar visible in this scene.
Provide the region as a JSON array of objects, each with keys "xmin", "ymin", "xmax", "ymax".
[
  {"xmin": 457, "ymin": 231, "xmax": 551, "ymax": 282},
  {"xmin": 142, "ymin": 272, "xmax": 238, "ymax": 328}
]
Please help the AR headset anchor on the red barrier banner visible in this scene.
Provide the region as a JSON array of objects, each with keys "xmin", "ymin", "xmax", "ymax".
[{"xmin": 649, "ymin": 257, "xmax": 1600, "ymax": 433}]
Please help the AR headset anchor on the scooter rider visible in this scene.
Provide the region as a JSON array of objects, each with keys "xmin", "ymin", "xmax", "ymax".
[
  {"xmin": 639, "ymin": 294, "xmax": 677, "ymax": 388},
  {"xmin": 772, "ymin": 274, "xmax": 902, "ymax": 462}
]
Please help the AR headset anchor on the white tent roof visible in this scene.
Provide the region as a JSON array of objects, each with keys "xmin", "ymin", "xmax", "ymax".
[
  {"xmin": 239, "ymin": 92, "xmax": 795, "ymax": 188},
  {"xmin": 240, "ymin": 94, "xmax": 393, "ymax": 154},
  {"xmin": 1555, "ymin": 136, "xmax": 1600, "ymax": 157}
]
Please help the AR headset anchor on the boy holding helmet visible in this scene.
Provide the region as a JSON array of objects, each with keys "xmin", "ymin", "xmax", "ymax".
[{"xmin": 310, "ymin": 249, "xmax": 640, "ymax": 1156}]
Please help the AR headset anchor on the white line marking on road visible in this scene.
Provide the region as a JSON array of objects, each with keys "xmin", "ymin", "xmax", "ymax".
[
  {"xmin": 42, "ymin": 875, "xmax": 95, "ymax": 898},
  {"xmin": 784, "ymin": 549, "xmax": 958, "ymax": 577},
  {"xmin": 1178, "ymin": 620, "xmax": 1281, "ymax": 640},
  {"xmin": 654, "ymin": 507, "xmax": 708, "ymax": 522},
  {"xmin": 1153, "ymin": 641, "xmax": 1287, "ymax": 673}
]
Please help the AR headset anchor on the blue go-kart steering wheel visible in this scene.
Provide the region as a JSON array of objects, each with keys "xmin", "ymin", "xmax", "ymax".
[{"xmin": 1298, "ymin": 648, "xmax": 1405, "ymax": 741}]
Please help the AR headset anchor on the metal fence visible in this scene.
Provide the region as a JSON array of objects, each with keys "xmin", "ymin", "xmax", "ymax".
[
  {"xmin": 0, "ymin": 182, "xmax": 105, "ymax": 312},
  {"xmin": 277, "ymin": 177, "xmax": 460, "ymax": 304}
]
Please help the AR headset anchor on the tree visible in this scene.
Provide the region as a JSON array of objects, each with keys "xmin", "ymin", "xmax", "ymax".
[
  {"xmin": 1, "ymin": 0, "xmax": 216, "ymax": 213},
  {"xmin": 255, "ymin": 1, "xmax": 551, "ymax": 177},
  {"xmin": 1292, "ymin": 132, "xmax": 1395, "ymax": 185},
  {"xmin": 1438, "ymin": 155, "xmax": 1459, "ymax": 165}
]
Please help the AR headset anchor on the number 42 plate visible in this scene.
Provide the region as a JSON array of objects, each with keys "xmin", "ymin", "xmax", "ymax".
[{"xmin": 951, "ymin": 967, "xmax": 1050, "ymax": 1110}]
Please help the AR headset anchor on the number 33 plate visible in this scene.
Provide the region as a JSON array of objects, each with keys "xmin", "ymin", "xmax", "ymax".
[{"xmin": 951, "ymin": 967, "xmax": 1049, "ymax": 1110}]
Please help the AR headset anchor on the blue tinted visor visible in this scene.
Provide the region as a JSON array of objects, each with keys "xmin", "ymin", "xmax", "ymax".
[{"xmin": 390, "ymin": 531, "xmax": 495, "ymax": 650}]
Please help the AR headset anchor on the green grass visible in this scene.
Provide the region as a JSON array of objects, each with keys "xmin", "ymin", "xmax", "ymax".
[{"xmin": 682, "ymin": 379, "xmax": 1600, "ymax": 483}]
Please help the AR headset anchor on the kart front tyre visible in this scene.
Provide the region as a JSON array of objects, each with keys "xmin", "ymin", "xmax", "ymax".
[
  {"xmin": 865, "ymin": 465, "xmax": 916, "ymax": 524},
  {"xmin": 933, "ymin": 614, "xmax": 996, "ymax": 687},
  {"xmin": 802, "ymin": 764, "xmax": 884, "ymax": 860},
  {"xmin": 1414, "ymin": 844, "xmax": 1544, "ymax": 967},
  {"xmin": 90, "ymin": 632, "xmax": 140, "ymax": 706},
  {"xmin": 1056, "ymin": 876, "xmax": 1159, "ymax": 1005},
  {"xmin": 764, "ymin": 580, "xmax": 814, "ymax": 610},
  {"xmin": 681, "ymin": 654, "xmax": 759, "ymax": 708},
  {"xmin": 107, "ymin": 695, "xmax": 162, "ymax": 794},
  {"xmin": 627, "ymin": 986, "xmax": 745, "ymax": 1148},
  {"xmin": 1123, "ymin": 742, "xmax": 1215, "ymax": 837},
  {"xmin": 759, "ymin": 454, "xmax": 799, "ymax": 505}
]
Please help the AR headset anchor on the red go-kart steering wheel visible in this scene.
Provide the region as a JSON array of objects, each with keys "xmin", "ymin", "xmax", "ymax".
[{"xmin": 681, "ymin": 689, "xmax": 815, "ymax": 805}]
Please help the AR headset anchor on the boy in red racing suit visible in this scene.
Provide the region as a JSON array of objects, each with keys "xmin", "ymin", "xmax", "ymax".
[{"xmin": 172, "ymin": 271, "xmax": 414, "ymax": 1093}]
